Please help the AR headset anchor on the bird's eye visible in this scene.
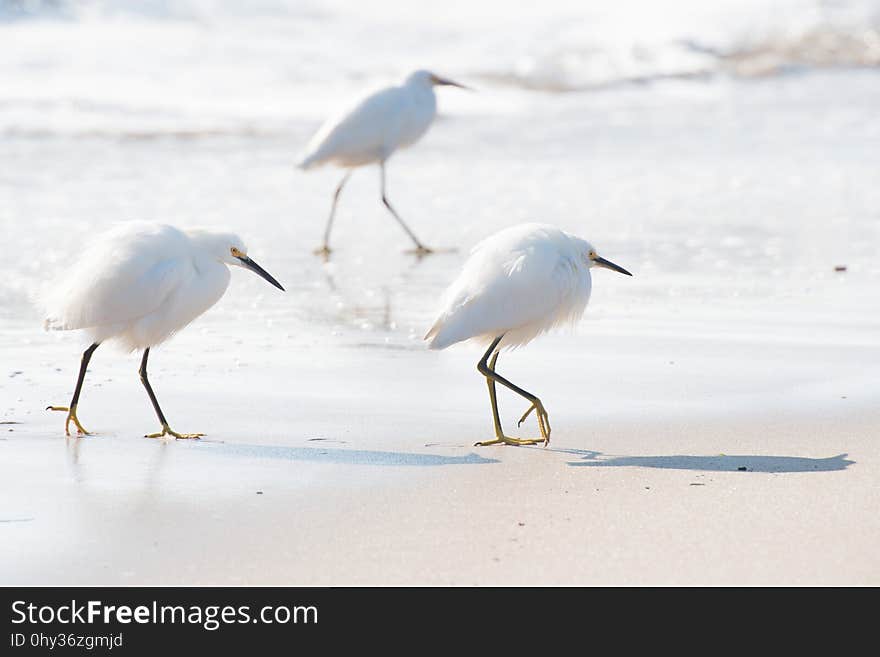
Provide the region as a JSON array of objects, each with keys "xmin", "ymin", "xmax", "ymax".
[{"xmin": 588, "ymin": 250, "xmax": 596, "ymax": 259}]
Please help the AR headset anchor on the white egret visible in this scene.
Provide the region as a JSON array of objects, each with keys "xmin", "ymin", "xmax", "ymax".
[
  {"xmin": 425, "ymin": 223, "xmax": 632, "ymax": 447},
  {"xmin": 43, "ymin": 222, "xmax": 285, "ymax": 438},
  {"xmin": 298, "ymin": 69, "xmax": 470, "ymax": 256}
]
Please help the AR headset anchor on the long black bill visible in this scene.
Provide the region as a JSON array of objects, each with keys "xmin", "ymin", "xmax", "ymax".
[
  {"xmin": 237, "ymin": 256, "xmax": 285, "ymax": 291},
  {"xmin": 593, "ymin": 256, "xmax": 633, "ymax": 277},
  {"xmin": 431, "ymin": 74, "xmax": 473, "ymax": 91}
]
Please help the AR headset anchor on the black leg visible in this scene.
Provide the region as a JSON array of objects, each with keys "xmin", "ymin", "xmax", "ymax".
[
  {"xmin": 475, "ymin": 335, "xmax": 550, "ymax": 446},
  {"xmin": 380, "ymin": 162, "xmax": 431, "ymax": 253},
  {"xmin": 139, "ymin": 348, "xmax": 168, "ymax": 427},
  {"xmin": 477, "ymin": 337, "xmax": 541, "ymax": 406},
  {"xmin": 316, "ymin": 171, "xmax": 352, "ymax": 255},
  {"xmin": 72, "ymin": 343, "xmax": 99, "ymax": 408},
  {"xmin": 139, "ymin": 349, "xmax": 204, "ymax": 439},
  {"xmin": 47, "ymin": 342, "xmax": 99, "ymax": 435}
]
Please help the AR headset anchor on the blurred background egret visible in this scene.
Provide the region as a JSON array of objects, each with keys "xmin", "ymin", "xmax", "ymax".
[{"xmin": 298, "ymin": 69, "xmax": 470, "ymax": 257}]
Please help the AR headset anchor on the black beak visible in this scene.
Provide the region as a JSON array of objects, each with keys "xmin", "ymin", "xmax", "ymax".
[
  {"xmin": 236, "ymin": 255, "xmax": 285, "ymax": 291},
  {"xmin": 592, "ymin": 256, "xmax": 632, "ymax": 277},
  {"xmin": 431, "ymin": 74, "xmax": 473, "ymax": 91}
]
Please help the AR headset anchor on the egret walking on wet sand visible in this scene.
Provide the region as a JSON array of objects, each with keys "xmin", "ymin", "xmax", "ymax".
[
  {"xmin": 298, "ymin": 69, "xmax": 470, "ymax": 256},
  {"xmin": 425, "ymin": 223, "xmax": 632, "ymax": 447},
  {"xmin": 44, "ymin": 222, "xmax": 285, "ymax": 438}
]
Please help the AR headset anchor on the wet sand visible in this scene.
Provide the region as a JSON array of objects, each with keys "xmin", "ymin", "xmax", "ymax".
[{"xmin": 2, "ymin": 327, "xmax": 877, "ymax": 586}]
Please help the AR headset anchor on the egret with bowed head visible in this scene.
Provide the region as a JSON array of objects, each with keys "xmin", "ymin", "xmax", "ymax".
[
  {"xmin": 44, "ymin": 222, "xmax": 285, "ymax": 438},
  {"xmin": 298, "ymin": 69, "xmax": 470, "ymax": 256},
  {"xmin": 425, "ymin": 223, "xmax": 632, "ymax": 447}
]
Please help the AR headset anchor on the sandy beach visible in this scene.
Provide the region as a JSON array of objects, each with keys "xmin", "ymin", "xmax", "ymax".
[
  {"xmin": 2, "ymin": 314, "xmax": 878, "ymax": 586},
  {"xmin": 2, "ymin": 1, "xmax": 879, "ymax": 586}
]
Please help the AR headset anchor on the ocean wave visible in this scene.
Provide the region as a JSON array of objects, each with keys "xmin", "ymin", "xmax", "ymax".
[
  {"xmin": 0, "ymin": 0, "xmax": 878, "ymax": 134},
  {"xmin": 483, "ymin": 27, "xmax": 880, "ymax": 92},
  {"xmin": 474, "ymin": 0, "xmax": 880, "ymax": 91},
  {"xmin": 723, "ymin": 25, "xmax": 880, "ymax": 77}
]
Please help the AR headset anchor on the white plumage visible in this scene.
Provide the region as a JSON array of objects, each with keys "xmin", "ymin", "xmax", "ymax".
[
  {"xmin": 45, "ymin": 223, "xmax": 232, "ymax": 351},
  {"xmin": 298, "ymin": 69, "xmax": 469, "ymax": 254},
  {"xmin": 299, "ymin": 70, "xmax": 441, "ymax": 170},
  {"xmin": 426, "ymin": 223, "xmax": 594, "ymax": 350},
  {"xmin": 426, "ymin": 223, "xmax": 632, "ymax": 447},
  {"xmin": 43, "ymin": 221, "xmax": 284, "ymax": 438}
]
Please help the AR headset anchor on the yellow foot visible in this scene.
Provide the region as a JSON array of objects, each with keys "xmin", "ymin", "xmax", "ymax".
[
  {"xmin": 46, "ymin": 404, "xmax": 91, "ymax": 436},
  {"xmin": 313, "ymin": 245, "xmax": 332, "ymax": 259},
  {"xmin": 517, "ymin": 399, "xmax": 551, "ymax": 446},
  {"xmin": 404, "ymin": 245, "xmax": 434, "ymax": 257},
  {"xmin": 145, "ymin": 424, "xmax": 204, "ymax": 440},
  {"xmin": 474, "ymin": 435, "xmax": 546, "ymax": 447}
]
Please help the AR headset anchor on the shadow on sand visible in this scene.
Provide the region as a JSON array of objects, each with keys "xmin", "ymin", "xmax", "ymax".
[
  {"xmin": 558, "ymin": 450, "xmax": 853, "ymax": 473},
  {"xmin": 201, "ymin": 442, "xmax": 499, "ymax": 467}
]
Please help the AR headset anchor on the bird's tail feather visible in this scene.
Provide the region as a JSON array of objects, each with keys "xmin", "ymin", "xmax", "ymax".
[
  {"xmin": 424, "ymin": 317, "xmax": 462, "ymax": 350},
  {"xmin": 424, "ymin": 320, "xmax": 443, "ymax": 349},
  {"xmin": 297, "ymin": 151, "xmax": 321, "ymax": 170}
]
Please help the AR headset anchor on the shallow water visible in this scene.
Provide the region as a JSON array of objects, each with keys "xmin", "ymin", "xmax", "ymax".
[
  {"xmin": 3, "ymin": 69, "xmax": 880, "ymax": 345},
  {"xmin": 2, "ymin": 4, "xmax": 880, "ymax": 426}
]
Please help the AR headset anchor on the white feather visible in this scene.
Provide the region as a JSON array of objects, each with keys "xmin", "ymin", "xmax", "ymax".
[
  {"xmin": 425, "ymin": 223, "xmax": 593, "ymax": 351},
  {"xmin": 298, "ymin": 71, "xmax": 438, "ymax": 169},
  {"xmin": 43, "ymin": 222, "xmax": 234, "ymax": 352}
]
